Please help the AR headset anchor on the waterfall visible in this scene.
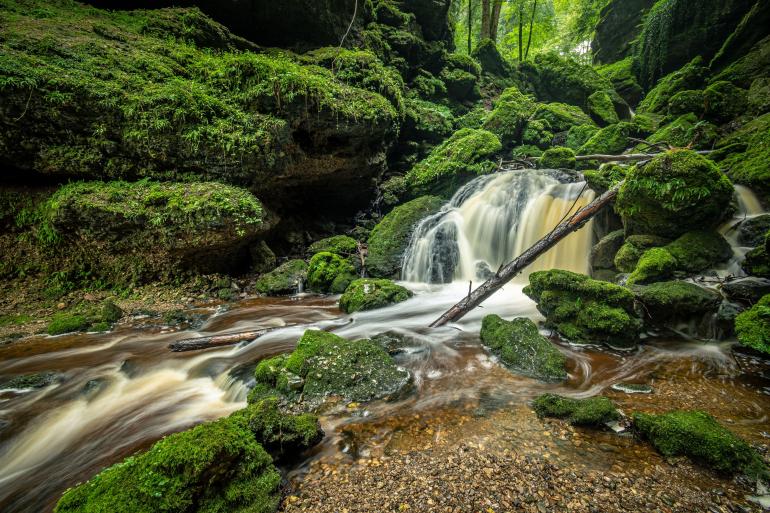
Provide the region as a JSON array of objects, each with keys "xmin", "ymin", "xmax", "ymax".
[{"xmin": 402, "ymin": 169, "xmax": 596, "ymax": 284}]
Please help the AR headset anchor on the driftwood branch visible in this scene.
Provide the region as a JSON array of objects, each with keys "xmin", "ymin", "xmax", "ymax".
[
  {"xmin": 169, "ymin": 325, "xmax": 292, "ymax": 352},
  {"xmin": 574, "ymin": 149, "xmax": 713, "ymax": 163},
  {"xmin": 429, "ymin": 182, "xmax": 622, "ymax": 328}
]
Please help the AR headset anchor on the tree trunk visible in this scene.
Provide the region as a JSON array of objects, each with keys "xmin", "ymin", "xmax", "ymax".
[
  {"xmin": 524, "ymin": 0, "xmax": 538, "ymax": 59},
  {"xmin": 168, "ymin": 325, "xmax": 291, "ymax": 352},
  {"xmin": 480, "ymin": 0, "xmax": 491, "ymax": 39},
  {"xmin": 518, "ymin": 0, "xmax": 524, "ymax": 61},
  {"xmin": 468, "ymin": 0, "xmax": 473, "ymax": 53},
  {"xmin": 429, "ymin": 182, "xmax": 622, "ymax": 328},
  {"xmin": 490, "ymin": 0, "xmax": 503, "ymax": 41}
]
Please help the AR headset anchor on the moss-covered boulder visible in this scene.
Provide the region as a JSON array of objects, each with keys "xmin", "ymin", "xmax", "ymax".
[
  {"xmin": 716, "ymin": 112, "xmax": 770, "ymax": 205},
  {"xmin": 583, "ymin": 163, "xmax": 627, "ymax": 195},
  {"xmin": 471, "ymin": 39, "xmax": 510, "ymax": 76},
  {"xmin": 704, "ymin": 80, "xmax": 749, "ymax": 122},
  {"xmin": 743, "ymin": 243, "xmax": 770, "ymax": 278},
  {"xmin": 249, "ymin": 330, "xmax": 411, "ymax": 409},
  {"xmin": 55, "ymin": 416, "xmax": 281, "ymax": 513},
  {"xmin": 614, "ymin": 234, "xmax": 671, "ymax": 272},
  {"xmin": 738, "ymin": 215, "xmax": 770, "ymax": 247},
  {"xmin": 577, "ymin": 122, "xmax": 635, "ymax": 155},
  {"xmin": 479, "ymin": 315, "xmax": 567, "ymax": 382},
  {"xmin": 645, "ymin": 113, "xmax": 718, "ymax": 150},
  {"xmin": 403, "ymin": 129, "xmax": 501, "ymax": 197},
  {"xmin": 47, "ymin": 300, "xmax": 123, "ymax": 335},
  {"xmin": 523, "ymin": 269, "xmax": 643, "ymax": 348},
  {"xmin": 307, "ymin": 252, "xmax": 357, "ymax": 294},
  {"xmin": 339, "ymin": 279, "xmax": 412, "ymax": 313},
  {"xmin": 748, "ymin": 77, "xmax": 770, "ymax": 115},
  {"xmin": 306, "ymin": 235, "xmax": 358, "ymax": 259},
  {"xmin": 565, "ymin": 124, "xmax": 600, "ymax": 151},
  {"xmin": 667, "ymin": 90, "xmax": 705, "ymax": 116},
  {"xmin": 538, "ymin": 147, "xmax": 576, "ymax": 170},
  {"xmin": 615, "ymin": 150, "xmax": 734, "ymax": 238},
  {"xmin": 596, "ymin": 57, "xmax": 644, "ymax": 107},
  {"xmin": 533, "ymin": 393, "xmax": 620, "ymax": 426},
  {"xmin": 366, "ymin": 195, "xmax": 444, "ymax": 278},
  {"xmin": 440, "ymin": 53, "xmax": 481, "ymax": 101},
  {"xmin": 482, "ymin": 88, "xmax": 536, "ymax": 148},
  {"xmin": 532, "ymin": 103, "xmax": 595, "ymax": 133},
  {"xmin": 734, "ymin": 294, "xmax": 770, "ymax": 355},
  {"xmin": 402, "ymin": 97, "xmax": 454, "ymax": 144},
  {"xmin": 626, "ymin": 247, "xmax": 678, "ymax": 286},
  {"xmin": 637, "ymin": 57, "xmax": 708, "ymax": 114},
  {"xmin": 590, "ymin": 229, "xmax": 626, "ymax": 272},
  {"xmin": 633, "ymin": 281, "xmax": 722, "ymax": 323},
  {"xmin": 633, "ymin": 410, "xmax": 767, "ymax": 479},
  {"xmin": 255, "ymin": 260, "xmax": 308, "ymax": 295},
  {"xmin": 587, "ymin": 91, "xmax": 620, "ymax": 126}
]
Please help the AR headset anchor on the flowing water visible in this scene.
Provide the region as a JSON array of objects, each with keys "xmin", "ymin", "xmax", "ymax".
[{"xmin": 1, "ymin": 171, "xmax": 769, "ymax": 512}]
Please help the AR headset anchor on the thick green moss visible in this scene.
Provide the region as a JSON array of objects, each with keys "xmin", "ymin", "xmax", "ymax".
[
  {"xmin": 596, "ymin": 57, "xmax": 644, "ymax": 107},
  {"xmin": 703, "ymin": 81, "xmax": 748, "ymax": 122},
  {"xmin": 403, "ymin": 129, "xmax": 501, "ymax": 197},
  {"xmin": 665, "ymin": 230, "xmax": 733, "ymax": 273},
  {"xmin": 471, "ymin": 39, "xmax": 510, "ymax": 76},
  {"xmin": 614, "ymin": 234, "xmax": 670, "ymax": 272},
  {"xmin": 712, "ymin": 35, "xmax": 770, "ymax": 88},
  {"xmin": 366, "ymin": 195, "xmax": 444, "ymax": 278},
  {"xmin": 645, "ymin": 113, "xmax": 718, "ymax": 150},
  {"xmin": 306, "ymin": 235, "xmax": 358, "ymax": 259},
  {"xmin": 716, "ymin": 113, "xmax": 770, "ymax": 205},
  {"xmin": 523, "ymin": 269, "xmax": 642, "ymax": 348},
  {"xmin": 667, "ymin": 90, "xmax": 705, "ymax": 116},
  {"xmin": 626, "ymin": 247, "xmax": 677, "ymax": 285},
  {"xmin": 532, "ymin": 103, "xmax": 594, "ymax": 133},
  {"xmin": 638, "ymin": 57, "xmax": 708, "ymax": 114},
  {"xmin": 748, "ymin": 77, "xmax": 770, "ymax": 115},
  {"xmin": 47, "ymin": 313, "xmax": 90, "ymax": 336},
  {"xmin": 743, "ymin": 245, "xmax": 770, "ymax": 278},
  {"xmin": 631, "ymin": 112, "xmax": 663, "ymax": 136},
  {"xmin": 633, "ymin": 410, "xmax": 767, "ymax": 479},
  {"xmin": 734, "ymin": 294, "xmax": 770, "ymax": 355},
  {"xmin": 532, "ymin": 393, "xmax": 619, "ymax": 426},
  {"xmin": 633, "ymin": 281, "xmax": 721, "ymax": 322},
  {"xmin": 565, "ymin": 124, "xmax": 600, "ymax": 151},
  {"xmin": 539, "ymin": 147, "xmax": 576, "ymax": 170},
  {"xmin": 584, "ymin": 164, "xmax": 628, "ymax": 195},
  {"xmin": 482, "ymin": 88, "xmax": 536, "ymax": 148},
  {"xmin": 577, "ymin": 122, "xmax": 635, "ymax": 156},
  {"xmin": 254, "ymin": 260, "xmax": 308, "ymax": 295},
  {"xmin": 250, "ymin": 329, "xmax": 411, "ymax": 407},
  {"xmin": 587, "ymin": 91, "xmax": 620, "ymax": 126},
  {"xmin": 454, "ymin": 106, "xmax": 488, "ymax": 130},
  {"xmin": 55, "ymin": 416, "xmax": 280, "ymax": 513},
  {"xmin": 47, "ymin": 299, "xmax": 123, "ymax": 335},
  {"xmin": 338, "ymin": 278, "xmax": 412, "ymax": 313},
  {"xmin": 307, "ymin": 252, "xmax": 357, "ymax": 294},
  {"xmin": 616, "ymin": 150, "xmax": 734, "ymax": 238},
  {"xmin": 522, "ymin": 119, "xmax": 554, "ymax": 149},
  {"xmin": 479, "ymin": 315, "xmax": 567, "ymax": 382}
]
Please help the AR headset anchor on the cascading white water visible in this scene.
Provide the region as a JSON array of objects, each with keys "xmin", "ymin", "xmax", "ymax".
[{"xmin": 402, "ymin": 169, "xmax": 596, "ymax": 284}]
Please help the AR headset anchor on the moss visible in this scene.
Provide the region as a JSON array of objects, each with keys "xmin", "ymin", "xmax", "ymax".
[
  {"xmin": 734, "ymin": 294, "xmax": 770, "ymax": 355},
  {"xmin": 597, "ymin": 57, "xmax": 644, "ymax": 107},
  {"xmin": 667, "ymin": 90, "xmax": 705, "ymax": 116},
  {"xmin": 633, "ymin": 410, "xmax": 767, "ymax": 479},
  {"xmin": 716, "ymin": 113, "xmax": 770, "ymax": 204},
  {"xmin": 584, "ymin": 164, "xmax": 627, "ymax": 195},
  {"xmin": 565, "ymin": 124, "xmax": 600, "ymax": 151},
  {"xmin": 454, "ymin": 106, "xmax": 488, "ymax": 130},
  {"xmin": 0, "ymin": 314, "xmax": 33, "ymax": 327},
  {"xmin": 634, "ymin": 280, "xmax": 721, "ymax": 322},
  {"xmin": 703, "ymin": 80, "xmax": 748, "ymax": 123},
  {"xmin": 409, "ymin": 70, "xmax": 447, "ymax": 99},
  {"xmin": 403, "ymin": 129, "xmax": 501, "ymax": 197},
  {"xmin": 738, "ymin": 215, "xmax": 770, "ymax": 247},
  {"xmin": 479, "ymin": 315, "xmax": 567, "ymax": 382},
  {"xmin": 523, "ymin": 269, "xmax": 642, "ymax": 348},
  {"xmin": 587, "ymin": 91, "xmax": 620, "ymax": 126},
  {"xmin": 748, "ymin": 77, "xmax": 770, "ymax": 115},
  {"xmin": 254, "ymin": 259, "xmax": 308, "ymax": 295},
  {"xmin": 251, "ymin": 329, "xmax": 411, "ymax": 407},
  {"xmin": 532, "ymin": 103, "xmax": 594, "ymax": 133},
  {"xmin": 339, "ymin": 278, "xmax": 412, "ymax": 313},
  {"xmin": 539, "ymin": 147, "xmax": 576, "ymax": 170},
  {"xmin": 631, "ymin": 112, "xmax": 663, "ymax": 136},
  {"xmin": 522, "ymin": 119, "xmax": 554, "ymax": 149},
  {"xmin": 0, "ymin": 372, "xmax": 58, "ymax": 390},
  {"xmin": 665, "ymin": 230, "xmax": 733, "ymax": 273},
  {"xmin": 55, "ymin": 416, "xmax": 280, "ymax": 513},
  {"xmin": 645, "ymin": 113, "xmax": 718, "ymax": 150},
  {"xmin": 306, "ymin": 235, "xmax": 358, "ymax": 259},
  {"xmin": 471, "ymin": 39, "xmax": 510, "ymax": 76},
  {"xmin": 403, "ymin": 98, "xmax": 454, "ymax": 142},
  {"xmin": 306, "ymin": 252, "xmax": 357, "ymax": 294},
  {"xmin": 711, "ymin": 35, "xmax": 770, "ymax": 88},
  {"xmin": 524, "ymin": 53, "xmax": 619, "ymax": 110},
  {"xmin": 532, "ymin": 393, "xmax": 619, "ymax": 426},
  {"xmin": 638, "ymin": 57, "xmax": 708, "ymax": 114},
  {"xmin": 231, "ymin": 397, "xmax": 323, "ymax": 458},
  {"xmin": 440, "ymin": 68, "xmax": 478, "ymax": 101},
  {"xmin": 482, "ymin": 88, "xmax": 535, "ymax": 148},
  {"xmin": 590, "ymin": 229, "xmax": 625, "ymax": 271},
  {"xmin": 366, "ymin": 195, "xmax": 443, "ymax": 278},
  {"xmin": 743, "ymin": 245, "xmax": 770, "ymax": 278},
  {"xmin": 626, "ymin": 247, "xmax": 677, "ymax": 285},
  {"xmin": 616, "ymin": 149, "xmax": 734, "ymax": 238},
  {"xmin": 47, "ymin": 299, "xmax": 123, "ymax": 335},
  {"xmin": 614, "ymin": 234, "xmax": 671, "ymax": 272},
  {"xmin": 511, "ymin": 145, "xmax": 543, "ymax": 158},
  {"xmin": 578, "ymin": 122, "xmax": 635, "ymax": 156}
]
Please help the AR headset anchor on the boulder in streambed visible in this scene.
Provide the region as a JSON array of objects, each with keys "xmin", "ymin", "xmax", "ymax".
[
  {"xmin": 721, "ymin": 277, "xmax": 770, "ymax": 304},
  {"xmin": 538, "ymin": 147, "xmax": 576, "ymax": 170},
  {"xmin": 734, "ymin": 294, "xmax": 770, "ymax": 356},
  {"xmin": 633, "ymin": 410, "xmax": 768, "ymax": 479},
  {"xmin": 532, "ymin": 393, "xmax": 620, "ymax": 426},
  {"xmin": 307, "ymin": 252, "xmax": 357, "ymax": 294},
  {"xmin": 738, "ymin": 215, "xmax": 770, "ymax": 247},
  {"xmin": 480, "ymin": 315, "xmax": 567, "ymax": 382},
  {"xmin": 0, "ymin": 372, "xmax": 60, "ymax": 391},
  {"xmin": 339, "ymin": 279, "xmax": 412, "ymax": 313},
  {"xmin": 254, "ymin": 260, "xmax": 308, "ymax": 296},
  {"xmin": 632, "ymin": 281, "xmax": 722, "ymax": 325}
]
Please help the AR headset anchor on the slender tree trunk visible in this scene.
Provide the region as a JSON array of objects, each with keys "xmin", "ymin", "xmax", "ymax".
[
  {"xmin": 518, "ymin": 0, "xmax": 524, "ymax": 61},
  {"xmin": 429, "ymin": 183, "xmax": 622, "ymax": 328},
  {"xmin": 524, "ymin": 0, "xmax": 537, "ymax": 59},
  {"xmin": 490, "ymin": 0, "xmax": 503, "ymax": 41},
  {"xmin": 468, "ymin": 0, "xmax": 473, "ymax": 53},
  {"xmin": 481, "ymin": 0, "xmax": 491, "ymax": 39}
]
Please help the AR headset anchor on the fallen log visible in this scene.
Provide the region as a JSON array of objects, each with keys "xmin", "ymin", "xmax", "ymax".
[
  {"xmin": 574, "ymin": 150, "xmax": 713, "ymax": 163},
  {"xmin": 169, "ymin": 325, "xmax": 291, "ymax": 352},
  {"xmin": 429, "ymin": 182, "xmax": 622, "ymax": 327}
]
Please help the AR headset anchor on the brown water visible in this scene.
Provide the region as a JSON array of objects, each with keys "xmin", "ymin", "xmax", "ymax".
[{"xmin": 1, "ymin": 288, "xmax": 769, "ymax": 512}]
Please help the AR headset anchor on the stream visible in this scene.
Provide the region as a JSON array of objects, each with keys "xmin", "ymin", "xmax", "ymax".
[{"xmin": 1, "ymin": 171, "xmax": 769, "ymax": 512}]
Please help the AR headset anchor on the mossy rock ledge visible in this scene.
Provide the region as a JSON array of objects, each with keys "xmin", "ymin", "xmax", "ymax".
[
  {"xmin": 254, "ymin": 260, "xmax": 308, "ymax": 296},
  {"xmin": 532, "ymin": 393, "xmax": 620, "ymax": 427},
  {"xmin": 734, "ymin": 294, "xmax": 770, "ymax": 355},
  {"xmin": 632, "ymin": 281, "xmax": 722, "ymax": 325},
  {"xmin": 339, "ymin": 279, "xmax": 412, "ymax": 313},
  {"xmin": 479, "ymin": 315, "xmax": 567, "ymax": 382}
]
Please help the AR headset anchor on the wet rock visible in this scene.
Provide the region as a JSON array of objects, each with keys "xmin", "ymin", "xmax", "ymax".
[
  {"xmin": 633, "ymin": 281, "xmax": 722, "ymax": 324},
  {"xmin": 738, "ymin": 215, "xmax": 770, "ymax": 247},
  {"xmin": 716, "ymin": 300, "xmax": 744, "ymax": 337},
  {"xmin": 532, "ymin": 393, "xmax": 620, "ymax": 426},
  {"xmin": 591, "ymin": 229, "xmax": 625, "ymax": 271},
  {"xmin": 734, "ymin": 294, "xmax": 770, "ymax": 356},
  {"xmin": 722, "ymin": 277, "xmax": 770, "ymax": 304},
  {"xmin": 0, "ymin": 372, "xmax": 59, "ymax": 390},
  {"xmin": 254, "ymin": 260, "xmax": 308, "ymax": 296},
  {"xmin": 250, "ymin": 240, "xmax": 277, "ymax": 274},
  {"xmin": 610, "ymin": 383, "xmax": 653, "ymax": 394},
  {"xmin": 338, "ymin": 279, "xmax": 412, "ymax": 313},
  {"xmin": 479, "ymin": 315, "xmax": 567, "ymax": 382}
]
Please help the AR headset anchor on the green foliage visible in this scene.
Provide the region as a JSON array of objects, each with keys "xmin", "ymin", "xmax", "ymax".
[
  {"xmin": 0, "ymin": 314, "xmax": 33, "ymax": 327},
  {"xmin": 539, "ymin": 147, "xmax": 575, "ymax": 169},
  {"xmin": 616, "ymin": 150, "xmax": 734, "ymax": 238},
  {"xmin": 532, "ymin": 393, "xmax": 619, "ymax": 426},
  {"xmin": 47, "ymin": 299, "xmax": 123, "ymax": 335},
  {"xmin": 307, "ymin": 252, "xmax": 357, "ymax": 294},
  {"xmin": 403, "ymin": 98, "xmax": 454, "ymax": 142},
  {"xmin": 482, "ymin": 87, "xmax": 536, "ymax": 147},
  {"xmin": 734, "ymin": 294, "xmax": 770, "ymax": 355},
  {"xmin": 523, "ymin": 269, "xmax": 642, "ymax": 348},
  {"xmin": 583, "ymin": 163, "xmax": 627, "ymax": 194},
  {"xmin": 633, "ymin": 410, "xmax": 767, "ymax": 479},
  {"xmin": 454, "ymin": 106, "xmax": 488, "ymax": 130},
  {"xmin": 645, "ymin": 113, "xmax": 718, "ymax": 150},
  {"xmin": 667, "ymin": 90, "xmax": 704, "ymax": 116},
  {"xmin": 254, "ymin": 260, "xmax": 308, "ymax": 295},
  {"xmin": 587, "ymin": 91, "xmax": 619, "ymax": 126},
  {"xmin": 703, "ymin": 80, "xmax": 748, "ymax": 122},
  {"xmin": 716, "ymin": 112, "xmax": 770, "ymax": 204},
  {"xmin": 480, "ymin": 315, "xmax": 567, "ymax": 382},
  {"xmin": 55, "ymin": 416, "xmax": 281, "ymax": 513},
  {"xmin": 403, "ymin": 129, "xmax": 501, "ymax": 197},
  {"xmin": 338, "ymin": 278, "xmax": 412, "ymax": 313},
  {"xmin": 366, "ymin": 196, "xmax": 444, "ymax": 278}
]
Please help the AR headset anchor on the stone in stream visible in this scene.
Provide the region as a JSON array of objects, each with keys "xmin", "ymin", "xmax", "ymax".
[
  {"xmin": 610, "ymin": 383, "xmax": 653, "ymax": 394},
  {"xmin": 254, "ymin": 259, "xmax": 308, "ymax": 295},
  {"xmin": 532, "ymin": 393, "xmax": 620, "ymax": 426},
  {"xmin": 632, "ymin": 280, "xmax": 722, "ymax": 324},
  {"xmin": 0, "ymin": 372, "xmax": 60, "ymax": 391},
  {"xmin": 338, "ymin": 279, "xmax": 412, "ymax": 313},
  {"xmin": 734, "ymin": 294, "xmax": 770, "ymax": 356},
  {"xmin": 721, "ymin": 277, "xmax": 770, "ymax": 304},
  {"xmin": 479, "ymin": 315, "xmax": 567, "ymax": 382},
  {"xmin": 307, "ymin": 252, "xmax": 357, "ymax": 294}
]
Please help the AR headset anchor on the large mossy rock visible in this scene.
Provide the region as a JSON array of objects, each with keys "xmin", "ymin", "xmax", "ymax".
[
  {"xmin": 633, "ymin": 410, "xmax": 767, "ymax": 478},
  {"xmin": 590, "ymin": 229, "xmax": 626, "ymax": 272},
  {"xmin": 306, "ymin": 235, "xmax": 358, "ymax": 259},
  {"xmin": 482, "ymin": 87, "xmax": 536, "ymax": 148},
  {"xmin": 55, "ymin": 416, "xmax": 281, "ymax": 513},
  {"xmin": 716, "ymin": 112, "xmax": 770, "ymax": 205},
  {"xmin": 734, "ymin": 294, "xmax": 770, "ymax": 355},
  {"xmin": 532, "ymin": 393, "xmax": 620, "ymax": 426},
  {"xmin": 637, "ymin": 57, "xmax": 708, "ymax": 114},
  {"xmin": 577, "ymin": 122, "xmax": 635, "ymax": 155},
  {"xmin": 596, "ymin": 57, "xmax": 645, "ymax": 107},
  {"xmin": 254, "ymin": 260, "xmax": 308, "ymax": 295},
  {"xmin": 633, "ymin": 281, "xmax": 722, "ymax": 323},
  {"xmin": 645, "ymin": 113, "xmax": 718, "ymax": 150},
  {"xmin": 480, "ymin": 315, "xmax": 567, "ymax": 382},
  {"xmin": 587, "ymin": 91, "xmax": 620, "ymax": 126},
  {"xmin": 737, "ymin": 215, "xmax": 770, "ymax": 247},
  {"xmin": 523, "ymin": 269, "xmax": 643, "ymax": 348},
  {"xmin": 339, "ymin": 278, "xmax": 412, "ymax": 313},
  {"xmin": 307, "ymin": 252, "xmax": 357, "ymax": 294},
  {"xmin": 47, "ymin": 300, "xmax": 123, "ymax": 335},
  {"xmin": 249, "ymin": 330, "xmax": 411, "ymax": 409},
  {"xmin": 615, "ymin": 150, "xmax": 734, "ymax": 238},
  {"xmin": 366, "ymin": 195, "xmax": 444, "ymax": 278},
  {"xmin": 712, "ymin": 34, "xmax": 770, "ymax": 88},
  {"xmin": 614, "ymin": 234, "xmax": 671, "ymax": 272}
]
